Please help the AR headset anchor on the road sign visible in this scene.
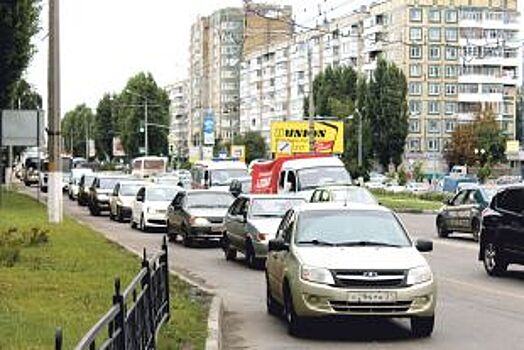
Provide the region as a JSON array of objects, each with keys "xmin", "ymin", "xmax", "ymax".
[{"xmin": 1, "ymin": 110, "xmax": 45, "ymax": 146}]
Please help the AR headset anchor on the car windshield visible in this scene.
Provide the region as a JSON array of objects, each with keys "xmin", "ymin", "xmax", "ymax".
[
  {"xmin": 211, "ymin": 169, "xmax": 248, "ymax": 185},
  {"xmin": 156, "ymin": 177, "xmax": 180, "ymax": 185},
  {"xmin": 480, "ymin": 187, "xmax": 497, "ymax": 201},
  {"xmin": 83, "ymin": 176, "xmax": 96, "ymax": 186},
  {"xmin": 296, "ymin": 210, "xmax": 411, "ymax": 247},
  {"xmin": 330, "ymin": 188, "xmax": 378, "ymax": 205},
  {"xmin": 250, "ymin": 198, "xmax": 305, "ymax": 217},
  {"xmin": 186, "ymin": 192, "xmax": 234, "ymax": 208},
  {"xmin": 99, "ymin": 178, "xmax": 121, "ymax": 189},
  {"xmin": 147, "ymin": 187, "xmax": 180, "ymax": 201},
  {"xmin": 297, "ymin": 167, "xmax": 351, "ymax": 190},
  {"xmin": 120, "ymin": 184, "xmax": 143, "ymax": 196}
]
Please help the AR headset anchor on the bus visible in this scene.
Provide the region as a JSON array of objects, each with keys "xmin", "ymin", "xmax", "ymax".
[
  {"xmin": 191, "ymin": 159, "xmax": 248, "ymax": 189},
  {"xmin": 131, "ymin": 156, "xmax": 168, "ymax": 178}
]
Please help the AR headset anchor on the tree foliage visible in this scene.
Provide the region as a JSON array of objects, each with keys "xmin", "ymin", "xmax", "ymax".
[
  {"xmin": 94, "ymin": 94, "xmax": 116, "ymax": 161},
  {"xmin": 61, "ymin": 104, "xmax": 95, "ymax": 157},
  {"xmin": 233, "ymin": 131, "xmax": 267, "ymax": 164},
  {"xmin": 0, "ymin": 0, "xmax": 41, "ymax": 108},
  {"xmin": 444, "ymin": 110, "xmax": 506, "ymax": 168},
  {"xmin": 117, "ymin": 72, "xmax": 170, "ymax": 157},
  {"xmin": 8, "ymin": 78, "xmax": 42, "ymax": 109}
]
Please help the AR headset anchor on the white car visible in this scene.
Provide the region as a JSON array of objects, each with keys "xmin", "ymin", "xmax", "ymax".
[
  {"xmin": 130, "ymin": 185, "xmax": 182, "ymax": 232},
  {"xmin": 109, "ymin": 180, "xmax": 146, "ymax": 222},
  {"xmin": 406, "ymin": 182, "xmax": 430, "ymax": 194},
  {"xmin": 68, "ymin": 168, "xmax": 93, "ymax": 200}
]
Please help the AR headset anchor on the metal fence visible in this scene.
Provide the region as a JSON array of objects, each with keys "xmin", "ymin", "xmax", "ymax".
[{"xmin": 55, "ymin": 237, "xmax": 170, "ymax": 350}]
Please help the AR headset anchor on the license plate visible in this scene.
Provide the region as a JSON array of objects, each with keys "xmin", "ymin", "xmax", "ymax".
[{"xmin": 348, "ymin": 291, "xmax": 397, "ymax": 303}]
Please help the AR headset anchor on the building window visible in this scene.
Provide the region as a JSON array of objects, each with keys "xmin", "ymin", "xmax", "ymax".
[
  {"xmin": 410, "ymin": 45, "xmax": 422, "ymax": 59},
  {"xmin": 429, "ymin": 9, "xmax": 441, "ymax": 22},
  {"xmin": 445, "ymin": 65, "xmax": 457, "ymax": 77},
  {"xmin": 409, "ymin": 100, "xmax": 422, "ymax": 115},
  {"xmin": 445, "ymin": 28, "xmax": 458, "ymax": 42},
  {"xmin": 410, "ymin": 64, "xmax": 422, "ymax": 77},
  {"xmin": 445, "ymin": 9, "xmax": 457, "ymax": 23},
  {"xmin": 428, "ymin": 101, "xmax": 440, "ymax": 114},
  {"xmin": 409, "ymin": 82, "xmax": 422, "ymax": 95},
  {"xmin": 427, "ymin": 138, "xmax": 440, "ymax": 151},
  {"xmin": 445, "ymin": 102, "xmax": 457, "ymax": 114},
  {"xmin": 410, "ymin": 27, "xmax": 423, "ymax": 41},
  {"xmin": 429, "ymin": 83, "xmax": 441, "ymax": 96},
  {"xmin": 428, "ymin": 28, "xmax": 441, "ymax": 41},
  {"xmin": 445, "ymin": 120, "xmax": 455, "ymax": 132},
  {"xmin": 428, "ymin": 120, "xmax": 440, "ymax": 133},
  {"xmin": 410, "ymin": 8, "xmax": 422, "ymax": 22},
  {"xmin": 409, "ymin": 120, "xmax": 420, "ymax": 132},
  {"xmin": 445, "ymin": 84, "xmax": 457, "ymax": 95},
  {"xmin": 429, "ymin": 45, "xmax": 441, "ymax": 60},
  {"xmin": 445, "ymin": 46, "xmax": 458, "ymax": 60},
  {"xmin": 428, "ymin": 65, "xmax": 440, "ymax": 78},
  {"xmin": 409, "ymin": 138, "xmax": 421, "ymax": 151}
]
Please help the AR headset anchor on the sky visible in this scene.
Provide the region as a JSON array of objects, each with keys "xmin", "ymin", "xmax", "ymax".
[{"xmin": 26, "ymin": 0, "xmax": 524, "ymax": 116}]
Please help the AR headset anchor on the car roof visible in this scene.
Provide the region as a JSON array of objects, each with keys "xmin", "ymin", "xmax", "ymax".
[
  {"xmin": 294, "ymin": 202, "xmax": 391, "ymax": 214},
  {"xmin": 281, "ymin": 156, "xmax": 344, "ymax": 170},
  {"xmin": 118, "ymin": 180, "xmax": 146, "ymax": 186},
  {"xmin": 183, "ymin": 189, "xmax": 232, "ymax": 195},
  {"xmin": 313, "ymin": 185, "xmax": 366, "ymax": 191},
  {"xmin": 238, "ymin": 194, "xmax": 307, "ymax": 200}
]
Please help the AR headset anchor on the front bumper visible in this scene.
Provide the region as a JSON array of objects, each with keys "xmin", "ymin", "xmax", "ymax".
[
  {"xmin": 120, "ymin": 206, "xmax": 132, "ymax": 219},
  {"xmin": 292, "ymin": 278, "xmax": 436, "ymax": 319},
  {"xmin": 145, "ymin": 213, "xmax": 168, "ymax": 227},
  {"xmin": 253, "ymin": 240, "xmax": 270, "ymax": 259},
  {"xmin": 94, "ymin": 199, "xmax": 110, "ymax": 211},
  {"xmin": 188, "ymin": 224, "xmax": 224, "ymax": 240}
]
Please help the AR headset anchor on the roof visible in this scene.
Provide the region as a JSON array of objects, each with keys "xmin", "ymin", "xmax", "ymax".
[
  {"xmin": 281, "ymin": 156, "xmax": 344, "ymax": 170},
  {"xmin": 294, "ymin": 202, "xmax": 391, "ymax": 213}
]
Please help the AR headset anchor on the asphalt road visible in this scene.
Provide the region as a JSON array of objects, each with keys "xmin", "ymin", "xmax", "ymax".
[{"xmin": 24, "ymin": 187, "xmax": 524, "ymax": 350}]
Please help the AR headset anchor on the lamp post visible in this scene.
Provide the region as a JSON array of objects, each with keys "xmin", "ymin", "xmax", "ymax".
[
  {"xmin": 125, "ymin": 89, "xmax": 149, "ymax": 156},
  {"xmin": 347, "ymin": 107, "xmax": 363, "ymax": 168}
]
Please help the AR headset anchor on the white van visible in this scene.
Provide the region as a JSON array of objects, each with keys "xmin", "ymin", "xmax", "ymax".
[
  {"xmin": 131, "ymin": 156, "xmax": 168, "ymax": 179},
  {"xmin": 191, "ymin": 160, "xmax": 248, "ymax": 189}
]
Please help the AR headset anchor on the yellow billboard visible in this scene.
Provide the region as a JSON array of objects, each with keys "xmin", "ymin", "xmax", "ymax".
[
  {"xmin": 270, "ymin": 120, "xmax": 344, "ymax": 155},
  {"xmin": 506, "ymin": 140, "xmax": 520, "ymax": 154},
  {"xmin": 231, "ymin": 145, "xmax": 246, "ymax": 162}
]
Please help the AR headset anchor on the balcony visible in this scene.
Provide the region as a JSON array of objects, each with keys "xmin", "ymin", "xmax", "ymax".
[
  {"xmin": 458, "ymin": 74, "xmax": 519, "ymax": 86},
  {"xmin": 458, "ymin": 92, "xmax": 503, "ymax": 103}
]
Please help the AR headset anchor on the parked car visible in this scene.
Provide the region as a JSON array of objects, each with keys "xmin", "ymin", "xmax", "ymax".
[
  {"xmin": 222, "ymin": 194, "xmax": 306, "ymax": 268},
  {"xmin": 479, "ymin": 185, "xmax": 524, "ymax": 276},
  {"xmin": 68, "ymin": 168, "xmax": 93, "ymax": 200},
  {"xmin": 172, "ymin": 169, "xmax": 192, "ymax": 189},
  {"xmin": 266, "ymin": 202, "xmax": 436, "ymax": 337},
  {"xmin": 166, "ymin": 190, "xmax": 234, "ymax": 246},
  {"xmin": 436, "ymin": 186, "xmax": 496, "ymax": 241},
  {"xmin": 130, "ymin": 185, "xmax": 182, "ymax": 232},
  {"xmin": 151, "ymin": 175, "xmax": 183, "ymax": 187},
  {"xmin": 310, "ymin": 185, "xmax": 378, "ymax": 205},
  {"xmin": 109, "ymin": 180, "xmax": 146, "ymax": 222},
  {"xmin": 406, "ymin": 182, "xmax": 430, "ymax": 194},
  {"xmin": 77, "ymin": 174, "xmax": 97, "ymax": 206},
  {"xmin": 88, "ymin": 175, "xmax": 129, "ymax": 216}
]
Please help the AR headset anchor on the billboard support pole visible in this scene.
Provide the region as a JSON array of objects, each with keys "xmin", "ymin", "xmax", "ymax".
[{"xmin": 307, "ymin": 45, "xmax": 315, "ymax": 153}]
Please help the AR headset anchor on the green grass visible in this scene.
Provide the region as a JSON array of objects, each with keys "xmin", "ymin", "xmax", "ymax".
[
  {"xmin": 370, "ymin": 190, "xmax": 445, "ymax": 212},
  {"xmin": 0, "ymin": 189, "xmax": 209, "ymax": 349}
]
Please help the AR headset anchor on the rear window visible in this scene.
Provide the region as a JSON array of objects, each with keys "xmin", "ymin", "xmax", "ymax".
[{"xmin": 496, "ymin": 188, "xmax": 524, "ymax": 215}]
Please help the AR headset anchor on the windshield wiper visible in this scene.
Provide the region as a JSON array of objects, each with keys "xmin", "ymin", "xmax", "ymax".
[
  {"xmin": 296, "ymin": 239, "xmax": 336, "ymax": 246},
  {"xmin": 336, "ymin": 241, "xmax": 402, "ymax": 247}
]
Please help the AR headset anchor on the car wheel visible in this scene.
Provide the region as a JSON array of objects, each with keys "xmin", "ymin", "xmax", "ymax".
[
  {"xmin": 411, "ymin": 315, "xmax": 434, "ymax": 338},
  {"xmin": 483, "ymin": 242, "xmax": 508, "ymax": 276},
  {"xmin": 116, "ymin": 206, "xmax": 123, "ymax": 222},
  {"xmin": 284, "ymin": 284, "xmax": 306, "ymax": 337},
  {"xmin": 182, "ymin": 226, "xmax": 193, "ymax": 247},
  {"xmin": 246, "ymin": 242, "xmax": 260, "ymax": 269},
  {"xmin": 140, "ymin": 215, "xmax": 148, "ymax": 232},
  {"xmin": 166, "ymin": 221, "xmax": 177, "ymax": 242},
  {"xmin": 90, "ymin": 204, "xmax": 100, "ymax": 216},
  {"xmin": 109, "ymin": 207, "xmax": 115, "ymax": 221},
  {"xmin": 471, "ymin": 219, "xmax": 481, "ymax": 242},
  {"xmin": 266, "ymin": 275, "xmax": 281, "ymax": 316},
  {"xmin": 130, "ymin": 217, "xmax": 137, "ymax": 229},
  {"xmin": 436, "ymin": 217, "xmax": 450, "ymax": 238},
  {"xmin": 222, "ymin": 233, "xmax": 237, "ymax": 261}
]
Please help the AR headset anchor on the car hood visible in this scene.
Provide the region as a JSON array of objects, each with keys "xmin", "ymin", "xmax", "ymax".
[
  {"xmin": 96, "ymin": 189, "xmax": 112, "ymax": 195},
  {"xmin": 119, "ymin": 196, "xmax": 135, "ymax": 207},
  {"xmin": 187, "ymin": 207, "xmax": 229, "ymax": 218},
  {"xmin": 248, "ymin": 218, "xmax": 282, "ymax": 238},
  {"xmin": 295, "ymin": 246, "xmax": 428, "ymax": 270},
  {"xmin": 145, "ymin": 201, "xmax": 171, "ymax": 210}
]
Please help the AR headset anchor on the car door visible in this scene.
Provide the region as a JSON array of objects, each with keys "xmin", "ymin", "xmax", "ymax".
[
  {"xmin": 459, "ymin": 190, "xmax": 479, "ymax": 232},
  {"xmin": 133, "ymin": 188, "xmax": 145, "ymax": 223},
  {"xmin": 497, "ymin": 188, "xmax": 524, "ymax": 258},
  {"xmin": 225, "ymin": 198, "xmax": 244, "ymax": 248},
  {"xmin": 169, "ymin": 193, "xmax": 185, "ymax": 232},
  {"xmin": 229, "ymin": 198, "xmax": 248, "ymax": 250},
  {"xmin": 446, "ymin": 190, "xmax": 468, "ymax": 231},
  {"xmin": 268, "ymin": 210, "xmax": 293, "ymax": 303},
  {"xmin": 110, "ymin": 183, "xmax": 120, "ymax": 214}
]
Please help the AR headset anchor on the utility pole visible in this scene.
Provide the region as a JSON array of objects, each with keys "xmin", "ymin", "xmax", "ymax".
[
  {"xmin": 85, "ymin": 118, "xmax": 89, "ymax": 159},
  {"xmin": 47, "ymin": 0, "xmax": 63, "ymax": 223},
  {"xmin": 144, "ymin": 98, "xmax": 149, "ymax": 156},
  {"xmin": 307, "ymin": 43, "xmax": 315, "ymax": 153},
  {"xmin": 358, "ymin": 108, "xmax": 363, "ymax": 168}
]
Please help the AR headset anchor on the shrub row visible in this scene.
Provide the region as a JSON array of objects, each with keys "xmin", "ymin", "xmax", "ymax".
[{"xmin": 0, "ymin": 227, "xmax": 49, "ymax": 267}]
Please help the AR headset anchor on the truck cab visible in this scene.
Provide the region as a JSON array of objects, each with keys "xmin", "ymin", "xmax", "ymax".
[{"xmin": 191, "ymin": 159, "xmax": 248, "ymax": 190}]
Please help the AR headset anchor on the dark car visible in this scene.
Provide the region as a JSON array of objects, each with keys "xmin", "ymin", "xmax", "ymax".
[
  {"xmin": 166, "ymin": 190, "xmax": 234, "ymax": 247},
  {"xmin": 88, "ymin": 175, "xmax": 127, "ymax": 216},
  {"xmin": 479, "ymin": 185, "xmax": 524, "ymax": 276},
  {"xmin": 436, "ymin": 186, "xmax": 496, "ymax": 241},
  {"xmin": 77, "ymin": 174, "xmax": 97, "ymax": 206}
]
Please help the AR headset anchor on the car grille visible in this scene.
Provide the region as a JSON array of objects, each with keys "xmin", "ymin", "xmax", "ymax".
[
  {"xmin": 148, "ymin": 219, "xmax": 166, "ymax": 225},
  {"xmin": 329, "ymin": 300, "xmax": 412, "ymax": 313},
  {"xmin": 331, "ymin": 270, "xmax": 406, "ymax": 288},
  {"xmin": 208, "ymin": 217, "xmax": 223, "ymax": 224}
]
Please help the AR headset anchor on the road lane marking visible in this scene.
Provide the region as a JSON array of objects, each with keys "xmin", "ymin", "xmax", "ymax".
[{"xmin": 440, "ymin": 276, "xmax": 524, "ymax": 301}]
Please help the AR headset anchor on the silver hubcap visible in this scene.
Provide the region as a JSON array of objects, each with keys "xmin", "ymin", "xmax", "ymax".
[{"xmin": 484, "ymin": 244, "xmax": 496, "ymax": 271}]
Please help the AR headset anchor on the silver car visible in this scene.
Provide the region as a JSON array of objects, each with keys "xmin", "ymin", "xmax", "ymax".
[{"xmin": 222, "ymin": 194, "xmax": 306, "ymax": 268}]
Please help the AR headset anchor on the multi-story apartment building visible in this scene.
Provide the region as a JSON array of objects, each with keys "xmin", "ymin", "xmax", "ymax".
[
  {"xmin": 240, "ymin": 0, "xmax": 521, "ymax": 174},
  {"xmin": 167, "ymin": 80, "xmax": 189, "ymax": 159}
]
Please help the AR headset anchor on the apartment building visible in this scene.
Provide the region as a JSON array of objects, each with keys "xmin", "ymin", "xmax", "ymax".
[
  {"xmin": 167, "ymin": 80, "xmax": 189, "ymax": 159},
  {"xmin": 240, "ymin": 0, "xmax": 521, "ymax": 173}
]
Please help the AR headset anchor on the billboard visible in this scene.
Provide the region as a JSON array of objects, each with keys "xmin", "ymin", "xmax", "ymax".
[
  {"xmin": 112, "ymin": 137, "xmax": 126, "ymax": 156},
  {"xmin": 189, "ymin": 147, "xmax": 200, "ymax": 163},
  {"xmin": 270, "ymin": 120, "xmax": 344, "ymax": 155},
  {"xmin": 1, "ymin": 110, "xmax": 45, "ymax": 146},
  {"xmin": 231, "ymin": 145, "xmax": 245, "ymax": 162},
  {"xmin": 203, "ymin": 110, "xmax": 215, "ymax": 146}
]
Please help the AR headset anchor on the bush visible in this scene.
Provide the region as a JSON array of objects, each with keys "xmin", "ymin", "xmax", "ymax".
[{"xmin": 0, "ymin": 227, "xmax": 49, "ymax": 267}]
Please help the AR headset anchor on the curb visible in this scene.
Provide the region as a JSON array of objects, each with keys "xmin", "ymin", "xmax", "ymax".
[
  {"xmin": 395, "ymin": 209, "xmax": 439, "ymax": 214},
  {"xmin": 15, "ymin": 188, "xmax": 224, "ymax": 350}
]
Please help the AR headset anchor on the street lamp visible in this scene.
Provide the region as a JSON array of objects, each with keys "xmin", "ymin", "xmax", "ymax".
[
  {"xmin": 125, "ymin": 89, "xmax": 149, "ymax": 156},
  {"xmin": 347, "ymin": 107, "xmax": 363, "ymax": 168}
]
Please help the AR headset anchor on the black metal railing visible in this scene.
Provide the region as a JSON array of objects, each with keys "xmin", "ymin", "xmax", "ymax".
[{"xmin": 55, "ymin": 237, "xmax": 170, "ymax": 350}]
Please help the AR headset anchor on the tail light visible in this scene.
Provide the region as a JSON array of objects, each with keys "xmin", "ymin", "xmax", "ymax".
[{"xmin": 256, "ymin": 233, "xmax": 268, "ymax": 241}]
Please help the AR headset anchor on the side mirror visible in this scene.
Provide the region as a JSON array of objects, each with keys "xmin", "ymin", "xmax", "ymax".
[
  {"xmin": 136, "ymin": 195, "xmax": 144, "ymax": 202},
  {"xmin": 415, "ymin": 239, "xmax": 433, "ymax": 252},
  {"xmin": 268, "ymin": 238, "xmax": 289, "ymax": 252},
  {"xmin": 444, "ymin": 198, "xmax": 453, "ymax": 205}
]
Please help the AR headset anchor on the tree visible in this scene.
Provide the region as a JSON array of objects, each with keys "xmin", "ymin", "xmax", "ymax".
[
  {"xmin": 94, "ymin": 93, "xmax": 116, "ymax": 161},
  {"xmin": 367, "ymin": 57, "xmax": 409, "ymax": 170},
  {"xmin": 233, "ymin": 132, "xmax": 267, "ymax": 164},
  {"xmin": 0, "ymin": 0, "xmax": 41, "ymax": 109},
  {"xmin": 117, "ymin": 72, "xmax": 170, "ymax": 157},
  {"xmin": 61, "ymin": 104, "xmax": 95, "ymax": 157},
  {"xmin": 9, "ymin": 78, "xmax": 42, "ymax": 109}
]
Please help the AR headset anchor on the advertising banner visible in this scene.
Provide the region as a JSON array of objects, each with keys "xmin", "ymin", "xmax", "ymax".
[
  {"xmin": 230, "ymin": 145, "xmax": 246, "ymax": 162},
  {"xmin": 112, "ymin": 137, "xmax": 126, "ymax": 156},
  {"xmin": 270, "ymin": 120, "xmax": 344, "ymax": 155},
  {"xmin": 1, "ymin": 110, "xmax": 45, "ymax": 146},
  {"xmin": 203, "ymin": 110, "xmax": 215, "ymax": 146}
]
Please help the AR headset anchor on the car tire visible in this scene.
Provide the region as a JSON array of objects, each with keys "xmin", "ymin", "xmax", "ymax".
[
  {"xmin": 130, "ymin": 217, "xmax": 137, "ymax": 229},
  {"xmin": 436, "ymin": 217, "xmax": 450, "ymax": 238},
  {"xmin": 140, "ymin": 215, "xmax": 148, "ymax": 232},
  {"xmin": 90, "ymin": 204, "xmax": 100, "ymax": 217},
  {"xmin": 411, "ymin": 315, "xmax": 434, "ymax": 338},
  {"xmin": 246, "ymin": 242, "xmax": 260, "ymax": 269},
  {"xmin": 117, "ymin": 206, "xmax": 124, "ymax": 223},
  {"xmin": 222, "ymin": 233, "xmax": 237, "ymax": 261},
  {"xmin": 471, "ymin": 219, "xmax": 481, "ymax": 242},
  {"xmin": 284, "ymin": 284, "xmax": 306, "ymax": 337},
  {"xmin": 182, "ymin": 226, "xmax": 193, "ymax": 248},
  {"xmin": 483, "ymin": 242, "xmax": 508, "ymax": 276},
  {"xmin": 266, "ymin": 275, "xmax": 281, "ymax": 316},
  {"xmin": 167, "ymin": 221, "xmax": 178, "ymax": 242}
]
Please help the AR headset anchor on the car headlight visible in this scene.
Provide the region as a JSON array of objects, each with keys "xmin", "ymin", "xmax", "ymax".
[
  {"xmin": 406, "ymin": 265, "xmax": 433, "ymax": 286},
  {"xmin": 147, "ymin": 207, "xmax": 156, "ymax": 214},
  {"xmin": 300, "ymin": 266, "xmax": 334, "ymax": 285},
  {"xmin": 191, "ymin": 217, "xmax": 210, "ymax": 226},
  {"xmin": 98, "ymin": 194, "xmax": 108, "ymax": 201}
]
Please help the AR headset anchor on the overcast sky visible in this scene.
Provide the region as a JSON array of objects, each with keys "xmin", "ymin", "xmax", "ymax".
[{"xmin": 26, "ymin": 0, "xmax": 523, "ymax": 116}]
